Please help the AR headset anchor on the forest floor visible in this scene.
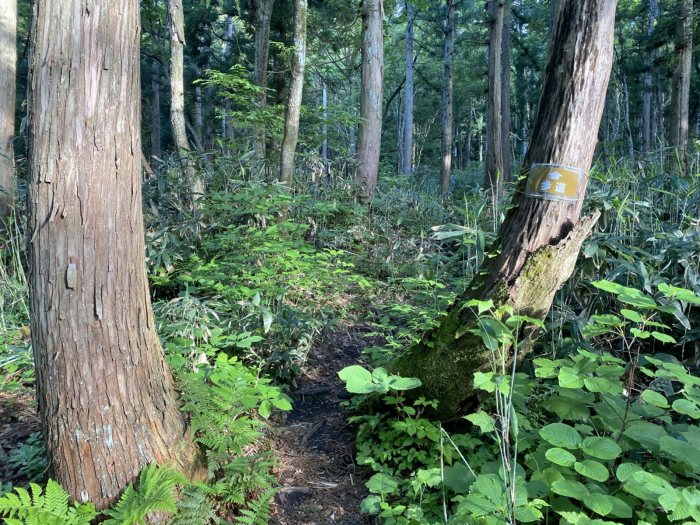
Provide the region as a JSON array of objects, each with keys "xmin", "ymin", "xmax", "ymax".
[{"xmin": 270, "ymin": 318, "xmax": 374, "ymax": 525}]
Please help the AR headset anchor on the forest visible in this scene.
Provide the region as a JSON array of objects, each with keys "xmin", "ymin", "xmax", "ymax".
[{"xmin": 0, "ymin": 0, "xmax": 699, "ymax": 524}]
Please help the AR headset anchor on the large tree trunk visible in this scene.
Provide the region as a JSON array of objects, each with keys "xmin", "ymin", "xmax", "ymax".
[
  {"xmin": 26, "ymin": 0, "xmax": 198, "ymax": 509},
  {"xmin": 391, "ymin": 0, "xmax": 616, "ymax": 418},
  {"xmin": 252, "ymin": 0, "xmax": 274, "ymax": 165},
  {"xmin": 279, "ymin": 0, "xmax": 308, "ymax": 186},
  {"xmin": 642, "ymin": 0, "xmax": 659, "ymax": 157},
  {"xmin": 151, "ymin": 71, "xmax": 162, "ymax": 165},
  {"xmin": 485, "ymin": 0, "xmax": 506, "ymax": 205},
  {"xmin": 669, "ymin": 0, "xmax": 693, "ymax": 170},
  {"xmin": 168, "ymin": 0, "xmax": 203, "ymax": 205},
  {"xmin": 501, "ymin": 4, "xmax": 511, "ymax": 182},
  {"xmin": 355, "ymin": 0, "xmax": 384, "ymax": 200},
  {"xmin": 401, "ymin": 2, "xmax": 415, "ymax": 176},
  {"xmin": 0, "ymin": 0, "xmax": 16, "ymax": 224},
  {"xmin": 440, "ymin": 0, "xmax": 455, "ymax": 194}
]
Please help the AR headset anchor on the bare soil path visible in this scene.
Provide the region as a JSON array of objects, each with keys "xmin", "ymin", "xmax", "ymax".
[{"xmin": 270, "ymin": 322, "xmax": 373, "ymax": 525}]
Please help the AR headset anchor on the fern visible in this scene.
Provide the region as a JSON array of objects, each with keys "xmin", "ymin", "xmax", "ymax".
[
  {"xmin": 171, "ymin": 484, "xmax": 216, "ymax": 525},
  {"xmin": 102, "ymin": 463, "xmax": 186, "ymax": 525},
  {"xmin": 235, "ymin": 488, "xmax": 276, "ymax": 525},
  {"xmin": 0, "ymin": 479, "xmax": 97, "ymax": 525}
]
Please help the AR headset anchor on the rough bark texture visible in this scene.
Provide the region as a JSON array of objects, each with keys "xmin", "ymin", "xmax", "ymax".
[
  {"xmin": 355, "ymin": 0, "xmax": 384, "ymax": 200},
  {"xmin": 0, "ymin": 0, "xmax": 16, "ymax": 224},
  {"xmin": 391, "ymin": 0, "xmax": 617, "ymax": 418},
  {"xmin": 26, "ymin": 0, "xmax": 197, "ymax": 509},
  {"xmin": 401, "ymin": 2, "xmax": 415, "ymax": 176},
  {"xmin": 253, "ymin": 0, "xmax": 274, "ymax": 164},
  {"xmin": 669, "ymin": 0, "xmax": 693, "ymax": 169},
  {"xmin": 168, "ymin": 0, "xmax": 203, "ymax": 203},
  {"xmin": 641, "ymin": 0, "xmax": 659, "ymax": 156},
  {"xmin": 279, "ymin": 0, "xmax": 307, "ymax": 187},
  {"xmin": 501, "ymin": 4, "xmax": 511, "ymax": 181},
  {"xmin": 485, "ymin": 0, "xmax": 506, "ymax": 205},
  {"xmin": 440, "ymin": 0, "xmax": 455, "ymax": 193}
]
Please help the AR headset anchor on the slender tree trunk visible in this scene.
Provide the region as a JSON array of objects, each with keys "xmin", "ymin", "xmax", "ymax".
[
  {"xmin": 253, "ymin": 0, "xmax": 274, "ymax": 165},
  {"xmin": 0, "ymin": 0, "xmax": 16, "ymax": 224},
  {"xmin": 27, "ymin": 0, "xmax": 198, "ymax": 509},
  {"xmin": 279, "ymin": 0, "xmax": 308, "ymax": 187},
  {"xmin": 391, "ymin": 0, "xmax": 617, "ymax": 418},
  {"xmin": 401, "ymin": 2, "xmax": 415, "ymax": 175},
  {"xmin": 440, "ymin": 0, "xmax": 455, "ymax": 193},
  {"xmin": 355, "ymin": 0, "xmax": 384, "ymax": 200},
  {"xmin": 194, "ymin": 68, "xmax": 204, "ymax": 145},
  {"xmin": 168, "ymin": 0, "xmax": 203, "ymax": 204},
  {"xmin": 642, "ymin": 0, "xmax": 659, "ymax": 157},
  {"xmin": 322, "ymin": 79, "xmax": 329, "ymax": 176},
  {"xmin": 485, "ymin": 0, "xmax": 506, "ymax": 205},
  {"xmin": 669, "ymin": 0, "xmax": 693, "ymax": 170},
  {"xmin": 151, "ymin": 72, "xmax": 162, "ymax": 164},
  {"xmin": 501, "ymin": 4, "xmax": 512, "ymax": 181}
]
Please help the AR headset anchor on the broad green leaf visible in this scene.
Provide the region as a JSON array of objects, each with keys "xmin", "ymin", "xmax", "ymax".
[
  {"xmin": 473, "ymin": 371, "xmax": 496, "ymax": 393},
  {"xmin": 541, "ymin": 396, "xmax": 590, "ymax": 420},
  {"xmin": 620, "ymin": 308, "xmax": 644, "ymax": 322},
  {"xmin": 581, "ymin": 436, "xmax": 622, "ymax": 460},
  {"xmin": 606, "ymin": 495, "xmax": 633, "ymax": 519},
  {"xmin": 671, "ymin": 399, "xmax": 700, "ymax": 419},
  {"xmin": 545, "ymin": 447, "xmax": 577, "ymax": 467},
  {"xmin": 584, "ymin": 376, "xmax": 622, "ymax": 394},
  {"xmin": 651, "ymin": 331, "xmax": 676, "ymax": 344},
  {"xmin": 658, "ymin": 436, "xmax": 700, "ymax": 470},
  {"xmin": 641, "ymin": 389, "xmax": 669, "ymax": 408},
  {"xmin": 583, "ymin": 493, "xmax": 613, "ymax": 516},
  {"xmin": 551, "ymin": 479, "xmax": 589, "ymax": 500},
  {"xmin": 465, "ymin": 412, "xmax": 496, "ymax": 433},
  {"xmin": 539, "ymin": 423, "xmax": 582, "ymax": 449},
  {"xmin": 558, "ymin": 367, "xmax": 585, "ymax": 389},
  {"xmin": 366, "ymin": 473, "xmax": 399, "ymax": 495},
  {"xmin": 591, "ymin": 280, "xmax": 626, "ymax": 294},
  {"xmin": 616, "ymin": 463, "xmax": 643, "ymax": 483},
  {"xmin": 618, "ymin": 291, "xmax": 657, "ymax": 309},
  {"xmin": 514, "ymin": 505, "xmax": 543, "ymax": 523},
  {"xmin": 338, "ymin": 365, "xmax": 372, "ymax": 383},
  {"xmin": 574, "ymin": 460, "xmax": 609, "ymax": 482},
  {"xmin": 657, "ymin": 283, "xmax": 700, "ymax": 305},
  {"xmin": 387, "ymin": 376, "xmax": 422, "ymax": 391},
  {"xmin": 623, "ymin": 421, "xmax": 668, "ymax": 453}
]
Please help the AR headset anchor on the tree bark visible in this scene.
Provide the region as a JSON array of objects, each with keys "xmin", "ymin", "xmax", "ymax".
[
  {"xmin": 641, "ymin": 0, "xmax": 659, "ymax": 157},
  {"xmin": 355, "ymin": 0, "xmax": 384, "ymax": 200},
  {"xmin": 501, "ymin": 3, "xmax": 511, "ymax": 181},
  {"xmin": 252, "ymin": 0, "xmax": 274, "ymax": 165},
  {"xmin": 168, "ymin": 0, "xmax": 203, "ymax": 205},
  {"xmin": 322, "ymin": 80, "xmax": 329, "ymax": 176},
  {"xmin": 151, "ymin": 71, "xmax": 162, "ymax": 165},
  {"xmin": 669, "ymin": 0, "xmax": 693, "ymax": 170},
  {"xmin": 485, "ymin": 0, "xmax": 506, "ymax": 205},
  {"xmin": 440, "ymin": 0, "xmax": 455, "ymax": 194},
  {"xmin": 279, "ymin": 0, "xmax": 308, "ymax": 187},
  {"xmin": 390, "ymin": 0, "xmax": 617, "ymax": 418},
  {"xmin": 26, "ymin": 0, "xmax": 198, "ymax": 509},
  {"xmin": 0, "ymin": 0, "xmax": 16, "ymax": 224},
  {"xmin": 401, "ymin": 2, "xmax": 415, "ymax": 175}
]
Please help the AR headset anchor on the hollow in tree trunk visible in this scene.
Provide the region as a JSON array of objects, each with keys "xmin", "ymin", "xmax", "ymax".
[
  {"xmin": 390, "ymin": 0, "xmax": 617, "ymax": 418},
  {"xmin": 26, "ymin": 0, "xmax": 199, "ymax": 509},
  {"xmin": 0, "ymin": 0, "xmax": 16, "ymax": 224}
]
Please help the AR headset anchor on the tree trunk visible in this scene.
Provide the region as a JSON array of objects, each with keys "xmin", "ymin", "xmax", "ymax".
[
  {"xmin": 390, "ymin": 0, "xmax": 617, "ymax": 418},
  {"xmin": 253, "ymin": 0, "xmax": 274, "ymax": 165},
  {"xmin": 168, "ymin": 0, "xmax": 203, "ymax": 205},
  {"xmin": 151, "ymin": 71, "xmax": 162, "ymax": 165},
  {"xmin": 26, "ymin": 0, "xmax": 198, "ymax": 509},
  {"xmin": 279, "ymin": 0, "xmax": 308, "ymax": 187},
  {"xmin": 440, "ymin": 0, "xmax": 455, "ymax": 194},
  {"xmin": 669, "ymin": 0, "xmax": 693, "ymax": 170},
  {"xmin": 401, "ymin": 2, "xmax": 415, "ymax": 175},
  {"xmin": 642, "ymin": 0, "xmax": 659, "ymax": 157},
  {"xmin": 0, "ymin": 0, "xmax": 16, "ymax": 224},
  {"xmin": 485, "ymin": 0, "xmax": 506, "ymax": 205},
  {"xmin": 322, "ymin": 80, "xmax": 329, "ymax": 176},
  {"xmin": 501, "ymin": 3, "xmax": 511, "ymax": 182},
  {"xmin": 355, "ymin": 0, "xmax": 384, "ymax": 200}
]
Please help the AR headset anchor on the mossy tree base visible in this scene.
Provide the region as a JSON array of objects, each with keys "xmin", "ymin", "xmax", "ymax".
[{"xmin": 389, "ymin": 212, "xmax": 600, "ymax": 419}]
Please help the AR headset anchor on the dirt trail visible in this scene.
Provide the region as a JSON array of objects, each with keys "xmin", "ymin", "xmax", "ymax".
[{"xmin": 270, "ymin": 322, "xmax": 373, "ymax": 525}]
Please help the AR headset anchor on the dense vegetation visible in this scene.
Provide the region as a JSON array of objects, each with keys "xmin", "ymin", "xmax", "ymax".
[{"xmin": 0, "ymin": 0, "xmax": 699, "ymax": 524}]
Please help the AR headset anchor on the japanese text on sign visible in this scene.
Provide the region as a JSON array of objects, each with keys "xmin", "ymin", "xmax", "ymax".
[{"xmin": 524, "ymin": 163, "xmax": 584, "ymax": 203}]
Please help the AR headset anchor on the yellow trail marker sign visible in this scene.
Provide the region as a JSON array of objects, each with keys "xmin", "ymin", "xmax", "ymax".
[{"xmin": 524, "ymin": 163, "xmax": 584, "ymax": 203}]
